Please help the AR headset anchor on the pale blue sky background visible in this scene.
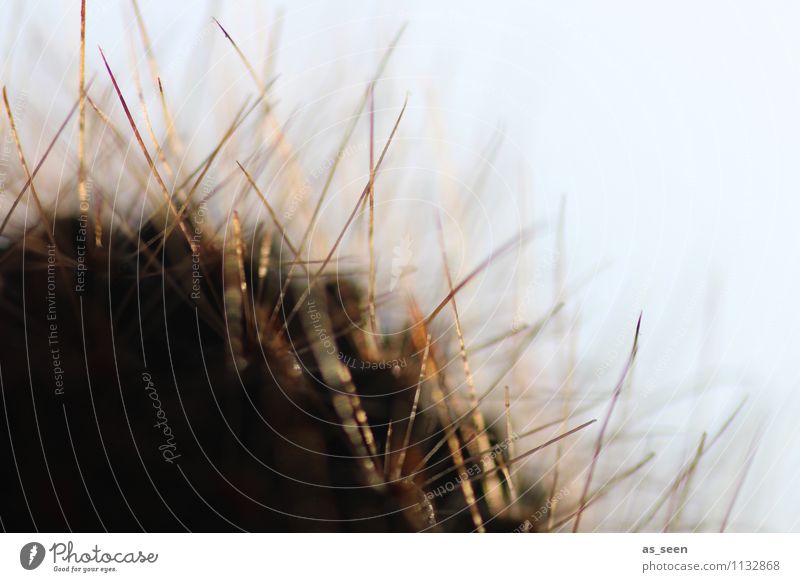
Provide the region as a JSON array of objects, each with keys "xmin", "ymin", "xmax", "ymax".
[{"xmin": 2, "ymin": 0, "xmax": 799, "ymax": 530}]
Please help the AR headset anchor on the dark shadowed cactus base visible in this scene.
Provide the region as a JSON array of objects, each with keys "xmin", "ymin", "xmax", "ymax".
[{"xmin": 0, "ymin": 217, "xmax": 539, "ymax": 532}]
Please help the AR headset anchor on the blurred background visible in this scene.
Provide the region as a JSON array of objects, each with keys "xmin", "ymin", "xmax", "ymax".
[{"xmin": 2, "ymin": 0, "xmax": 799, "ymax": 531}]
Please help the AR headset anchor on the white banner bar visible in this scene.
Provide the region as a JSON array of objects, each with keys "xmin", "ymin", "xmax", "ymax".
[{"xmin": 1, "ymin": 533, "xmax": 797, "ymax": 581}]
